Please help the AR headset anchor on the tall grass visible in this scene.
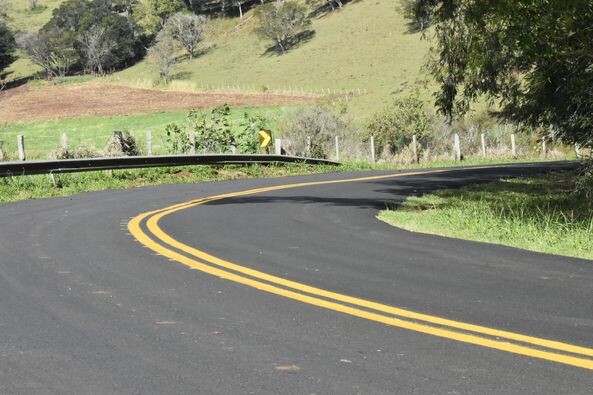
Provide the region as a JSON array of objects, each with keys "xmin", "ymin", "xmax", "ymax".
[{"xmin": 379, "ymin": 171, "xmax": 593, "ymax": 260}]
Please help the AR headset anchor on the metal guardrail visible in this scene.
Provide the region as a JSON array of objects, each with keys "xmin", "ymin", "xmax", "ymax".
[{"xmin": 0, "ymin": 154, "xmax": 340, "ymax": 177}]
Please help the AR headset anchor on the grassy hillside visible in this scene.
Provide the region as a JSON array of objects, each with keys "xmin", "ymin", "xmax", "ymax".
[
  {"xmin": 114, "ymin": 0, "xmax": 430, "ymax": 117},
  {"xmin": 4, "ymin": 0, "xmax": 430, "ymax": 119}
]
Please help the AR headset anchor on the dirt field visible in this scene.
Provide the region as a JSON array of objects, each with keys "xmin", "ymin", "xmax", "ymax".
[{"xmin": 0, "ymin": 83, "xmax": 317, "ymax": 124}]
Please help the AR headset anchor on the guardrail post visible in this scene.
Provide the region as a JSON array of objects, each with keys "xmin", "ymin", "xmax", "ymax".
[
  {"xmin": 575, "ymin": 144, "xmax": 580, "ymax": 159},
  {"xmin": 412, "ymin": 134, "xmax": 419, "ymax": 163},
  {"xmin": 0, "ymin": 140, "xmax": 4, "ymax": 161},
  {"xmin": 306, "ymin": 136, "xmax": 311, "ymax": 157},
  {"xmin": 275, "ymin": 139, "xmax": 282, "ymax": 155},
  {"xmin": 370, "ymin": 135, "xmax": 376, "ymax": 163},
  {"xmin": 146, "ymin": 131, "xmax": 152, "ymax": 155},
  {"xmin": 17, "ymin": 135, "xmax": 26, "ymax": 161},
  {"xmin": 335, "ymin": 136, "xmax": 340, "ymax": 161},
  {"xmin": 189, "ymin": 132, "xmax": 196, "ymax": 155},
  {"xmin": 511, "ymin": 133, "xmax": 517, "ymax": 158},
  {"xmin": 454, "ymin": 133, "xmax": 461, "ymax": 161},
  {"xmin": 542, "ymin": 139, "xmax": 547, "ymax": 159},
  {"xmin": 481, "ymin": 133, "xmax": 487, "ymax": 157}
]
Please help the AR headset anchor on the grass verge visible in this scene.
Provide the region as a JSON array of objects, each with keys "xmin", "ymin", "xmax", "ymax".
[
  {"xmin": 0, "ymin": 158, "xmax": 573, "ymax": 205},
  {"xmin": 378, "ymin": 170, "xmax": 593, "ymax": 261},
  {"xmin": 0, "ymin": 163, "xmax": 341, "ymax": 203}
]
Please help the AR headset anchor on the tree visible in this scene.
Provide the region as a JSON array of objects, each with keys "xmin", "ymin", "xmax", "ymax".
[
  {"xmin": 398, "ymin": 0, "xmax": 430, "ymax": 31},
  {"xmin": 0, "ymin": 18, "xmax": 15, "ymax": 76},
  {"xmin": 37, "ymin": 0, "xmax": 141, "ymax": 75},
  {"xmin": 17, "ymin": 31, "xmax": 75, "ymax": 78},
  {"xmin": 254, "ymin": 1, "xmax": 311, "ymax": 52},
  {"xmin": 410, "ymin": 0, "xmax": 593, "ymax": 147},
  {"xmin": 165, "ymin": 12, "xmax": 206, "ymax": 59},
  {"xmin": 135, "ymin": 0, "xmax": 187, "ymax": 36},
  {"xmin": 78, "ymin": 25, "xmax": 116, "ymax": 75},
  {"xmin": 148, "ymin": 33, "xmax": 177, "ymax": 83}
]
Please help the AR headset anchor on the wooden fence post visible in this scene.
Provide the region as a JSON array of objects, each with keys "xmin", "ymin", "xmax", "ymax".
[
  {"xmin": 454, "ymin": 133, "xmax": 461, "ymax": 161},
  {"xmin": 370, "ymin": 135, "xmax": 376, "ymax": 164},
  {"xmin": 189, "ymin": 132, "xmax": 196, "ymax": 155},
  {"xmin": 17, "ymin": 135, "xmax": 26, "ymax": 161},
  {"xmin": 60, "ymin": 133, "xmax": 68, "ymax": 151},
  {"xmin": 481, "ymin": 133, "xmax": 487, "ymax": 157},
  {"xmin": 146, "ymin": 131, "xmax": 152, "ymax": 155}
]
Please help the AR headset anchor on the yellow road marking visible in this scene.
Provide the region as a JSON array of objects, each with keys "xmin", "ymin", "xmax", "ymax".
[{"xmin": 128, "ymin": 166, "xmax": 593, "ymax": 370}]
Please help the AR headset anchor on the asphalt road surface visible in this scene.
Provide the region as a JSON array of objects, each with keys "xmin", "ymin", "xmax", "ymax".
[{"xmin": 1, "ymin": 163, "xmax": 592, "ymax": 394}]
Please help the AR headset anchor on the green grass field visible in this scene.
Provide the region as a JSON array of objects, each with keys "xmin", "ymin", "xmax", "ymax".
[
  {"xmin": 379, "ymin": 171, "xmax": 593, "ymax": 261},
  {"xmin": 0, "ymin": 105, "xmax": 293, "ymax": 159}
]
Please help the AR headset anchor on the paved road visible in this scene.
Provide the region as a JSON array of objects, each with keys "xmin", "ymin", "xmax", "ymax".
[{"xmin": 1, "ymin": 163, "xmax": 592, "ymax": 394}]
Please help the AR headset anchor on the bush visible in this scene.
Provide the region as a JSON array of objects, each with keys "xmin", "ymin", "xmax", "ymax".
[
  {"xmin": 366, "ymin": 95, "xmax": 432, "ymax": 157},
  {"xmin": 105, "ymin": 131, "xmax": 139, "ymax": 157},
  {"xmin": 188, "ymin": 105, "xmax": 233, "ymax": 153},
  {"xmin": 282, "ymin": 105, "xmax": 356, "ymax": 159},
  {"xmin": 236, "ymin": 113, "xmax": 270, "ymax": 154}
]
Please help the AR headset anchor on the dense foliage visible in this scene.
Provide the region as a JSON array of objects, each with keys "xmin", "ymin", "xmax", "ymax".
[
  {"xmin": 254, "ymin": 1, "xmax": 311, "ymax": 52},
  {"xmin": 18, "ymin": 0, "xmax": 144, "ymax": 77},
  {"xmin": 0, "ymin": 18, "xmax": 15, "ymax": 75},
  {"xmin": 411, "ymin": 0, "xmax": 593, "ymax": 147},
  {"xmin": 366, "ymin": 96, "xmax": 431, "ymax": 155}
]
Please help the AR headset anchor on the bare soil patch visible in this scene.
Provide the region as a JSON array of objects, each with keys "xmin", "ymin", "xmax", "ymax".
[{"xmin": 0, "ymin": 83, "xmax": 317, "ymax": 124}]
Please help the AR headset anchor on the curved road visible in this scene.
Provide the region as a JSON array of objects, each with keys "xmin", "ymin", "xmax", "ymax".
[{"xmin": 1, "ymin": 163, "xmax": 592, "ymax": 393}]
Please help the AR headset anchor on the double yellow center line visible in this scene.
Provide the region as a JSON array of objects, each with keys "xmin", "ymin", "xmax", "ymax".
[{"xmin": 128, "ymin": 167, "xmax": 593, "ymax": 370}]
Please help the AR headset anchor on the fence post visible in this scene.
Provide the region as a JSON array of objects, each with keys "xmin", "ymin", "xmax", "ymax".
[
  {"xmin": 454, "ymin": 133, "xmax": 461, "ymax": 161},
  {"xmin": 542, "ymin": 139, "xmax": 547, "ymax": 159},
  {"xmin": 335, "ymin": 136, "xmax": 340, "ymax": 161},
  {"xmin": 17, "ymin": 135, "xmax": 26, "ymax": 161},
  {"xmin": 274, "ymin": 139, "xmax": 282, "ymax": 155},
  {"xmin": 481, "ymin": 133, "xmax": 487, "ymax": 157},
  {"xmin": 511, "ymin": 133, "xmax": 517, "ymax": 158},
  {"xmin": 412, "ymin": 134, "xmax": 419, "ymax": 163},
  {"xmin": 60, "ymin": 133, "xmax": 68, "ymax": 151},
  {"xmin": 189, "ymin": 132, "xmax": 196, "ymax": 155},
  {"xmin": 370, "ymin": 135, "xmax": 376, "ymax": 164},
  {"xmin": 146, "ymin": 131, "xmax": 152, "ymax": 155}
]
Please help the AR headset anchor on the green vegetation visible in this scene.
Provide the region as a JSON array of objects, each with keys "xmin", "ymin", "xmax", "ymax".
[
  {"xmin": 0, "ymin": 163, "xmax": 340, "ymax": 203},
  {"xmin": 411, "ymin": 0, "xmax": 593, "ymax": 148},
  {"xmin": 379, "ymin": 171, "xmax": 593, "ymax": 260},
  {"xmin": 0, "ymin": 105, "xmax": 289, "ymax": 159}
]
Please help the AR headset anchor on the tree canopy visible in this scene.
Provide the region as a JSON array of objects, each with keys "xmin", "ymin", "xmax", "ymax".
[
  {"xmin": 412, "ymin": 0, "xmax": 593, "ymax": 147},
  {"xmin": 0, "ymin": 18, "xmax": 15, "ymax": 75}
]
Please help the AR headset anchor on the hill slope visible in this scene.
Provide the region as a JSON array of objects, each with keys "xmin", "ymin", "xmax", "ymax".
[
  {"xmin": 114, "ymin": 0, "xmax": 430, "ymax": 117},
  {"xmin": 5, "ymin": 0, "xmax": 430, "ymax": 117}
]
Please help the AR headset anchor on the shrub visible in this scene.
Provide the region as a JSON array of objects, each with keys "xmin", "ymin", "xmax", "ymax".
[
  {"xmin": 236, "ymin": 113, "xmax": 270, "ymax": 154},
  {"xmin": 164, "ymin": 122, "xmax": 190, "ymax": 154},
  {"xmin": 105, "ymin": 131, "xmax": 139, "ymax": 157},
  {"xmin": 282, "ymin": 105, "xmax": 356, "ymax": 159},
  {"xmin": 365, "ymin": 95, "xmax": 431, "ymax": 157},
  {"xmin": 186, "ymin": 105, "xmax": 234, "ymax": 153}
]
